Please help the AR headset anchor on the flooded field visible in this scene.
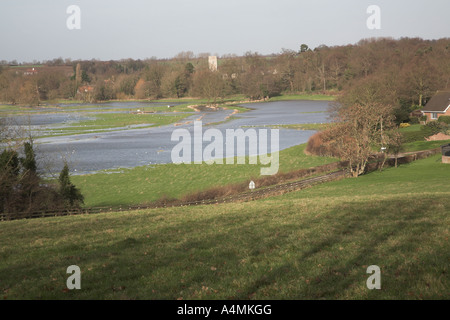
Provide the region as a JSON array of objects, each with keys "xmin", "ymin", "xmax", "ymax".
[{"xmin": 2, "ymin": 100, "xmax": 332, "ymax": 175}]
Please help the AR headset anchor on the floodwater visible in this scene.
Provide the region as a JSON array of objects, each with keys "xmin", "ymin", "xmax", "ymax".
[{"xmin": 2, "ymin": 100, "xmax": 332, "ymax": 175}]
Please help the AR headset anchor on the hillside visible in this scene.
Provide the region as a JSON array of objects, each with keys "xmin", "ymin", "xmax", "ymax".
[{"xmin": 0, "ymin": 154, "xmax": 448, "ymax": 300}]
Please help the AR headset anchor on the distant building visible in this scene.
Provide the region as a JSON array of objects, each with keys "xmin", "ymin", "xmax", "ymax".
[
  {"xmin": 208, "ymin": 56, "xmax": 218, "ymax": 72},
  {"xmin": 421, "ymin": 91, "xmax": 450, "ymax": 121},
  {"xmin": 76, "ymin": 85, "xmax": 94, "ymax": 102},
  {"xmin": 409, "ymin": 109, "xmax": 423, "ymax": 118},
  {"xmin": 23, "ymin": 67, "xmax": 38, "ymax": 76},
  {"xmin": 77, "ymin": 85, "xmax": 94, "ymax": 94}
]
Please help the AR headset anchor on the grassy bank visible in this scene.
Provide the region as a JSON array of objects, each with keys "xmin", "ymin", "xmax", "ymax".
[
  {"xmin": 0, "ymin": 104, "xmax": 39, "ymax": 115},
  {"xmin": 402, "ymin": 139, "xmax": 450, "ymax": 152},
  {"xmin": 0, "ymin": 154, "xmax": 448, "ymax": 300},
  {"xmin": 269, "ymin": 94, "xmax": 336, "ymax": 101},
  {"xmin": 270, "ymin": 123, "xmax": 327, "ymax": 131},
  {"xmin": 398, "ymin": 123, "xmax": 450, "ymax": 152},
  {"xmin": 280, "ymin": 154, "xmax": 449, "ymax": 200},
  {"xmin": 1, "ymin": 93, "xmax": 331, "ymax": 117}
]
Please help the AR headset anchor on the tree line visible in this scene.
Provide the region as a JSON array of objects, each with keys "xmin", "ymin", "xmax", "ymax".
[{"xmin": 0, "ymin": 37, "xmax": 448, "ymax": 119}]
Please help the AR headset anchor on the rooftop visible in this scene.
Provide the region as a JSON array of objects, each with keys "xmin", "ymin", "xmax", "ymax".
[{"xmin": 422, "ymin": 91, "xmax": 450, "ymax": 112}]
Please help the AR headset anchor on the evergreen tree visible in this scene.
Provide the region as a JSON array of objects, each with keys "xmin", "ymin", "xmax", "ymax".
[
  {"xmin": 0, "ymin": 149, "xmax": 20, "ymax": 213},
  {"xmin": 0, "ymin": 149, "xmax": 20, "ymax": 176},
  {"xmin": 19, "ymin": 141, "xmax": 40, "ymax": 212},
  {"xmin": 59, "ymin": 163, "xmax": 84, "ymax": 208},
  {"xmin": 21, "ymin": 141, "xmax": 37, "ymax": 173}
]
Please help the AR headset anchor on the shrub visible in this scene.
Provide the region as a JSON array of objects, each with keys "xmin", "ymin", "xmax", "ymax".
[
  {"xmin": 399, "ymin": 123, "xmax": 411, "ymax": 128},
  {"xmin": 409, "ymin": 117, "xmax": 419, "ymax": 124},
  {"xmin": 59, "ymin": 163, "xmax": 84, "ymax": 208},
  {"xmin": 425, "ymin": 121, "xmax": 448, "ymax": 134},
  {"xmin": 437, "ymin": 116, "xmax": 450, "ymax": 124},
  {"xmin": 305, "ymin": 131, "xmax": 337, "ymax": 156}
]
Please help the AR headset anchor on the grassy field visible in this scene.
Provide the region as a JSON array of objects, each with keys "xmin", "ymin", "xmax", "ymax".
[
  {"xmin": 71, "ymin": 143, "xmax": 339, "ymax": 207},
  {"xmin": 0, "ymin": 153, "xmax": 448, "ymax": 300},
  {"xmin": 39, "ymin": 112, "xmax": 191, "ymax": 138},
  {"xmin": 399, "ymin": 124, "xmax": 422, "ymax": 132},
  {"xmin": 0, "ymin": 104, "xmax": 37, "ymax": 115}
]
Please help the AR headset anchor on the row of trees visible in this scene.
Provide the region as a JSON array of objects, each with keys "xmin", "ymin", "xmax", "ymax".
[{"xmin": 1, "ymin": 37, "xmax": 448, "ymax": 113}]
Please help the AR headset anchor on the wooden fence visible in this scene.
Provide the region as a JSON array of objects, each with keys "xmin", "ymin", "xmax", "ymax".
[{"xmin": 0, "ymin": 148, "xmax": 441, "ymax": 222}]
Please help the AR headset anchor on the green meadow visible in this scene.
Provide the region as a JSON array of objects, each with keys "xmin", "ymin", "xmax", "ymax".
[
  {"xmin": 269, "ymin": 94, "xmax": 337, "ymax": 101},
  {"xmin": 71, "ymin": 143, "xmax": 339, "ymax": 207}
]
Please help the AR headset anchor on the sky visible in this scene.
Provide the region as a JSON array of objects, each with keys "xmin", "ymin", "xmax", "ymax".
[{"xmin": 0, "ymin": 0, "xmax": 449, "ymax": 62}]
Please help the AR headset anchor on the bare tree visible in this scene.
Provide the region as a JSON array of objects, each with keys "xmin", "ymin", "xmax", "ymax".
[
  {"xmin": 191, "ymin": 70, "xmax": 225, "ymax": 105},
  {"xmin": 325, "ymin": 76, "xmax": 398, "ymax": 177},
  {"xmin": 383, "ymin": 129, "xmax": 404, "ymax": 169}
]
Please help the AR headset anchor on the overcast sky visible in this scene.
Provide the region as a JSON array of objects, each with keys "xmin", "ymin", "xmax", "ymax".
[{"xmin": 1, "ymin": 0, "xmax": 449, "ymax": 62}]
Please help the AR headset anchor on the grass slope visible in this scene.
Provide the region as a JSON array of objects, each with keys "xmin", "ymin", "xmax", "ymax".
[{"xmin": 0, "ymin": 154, "xmax": 448, "ymax": 300}]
